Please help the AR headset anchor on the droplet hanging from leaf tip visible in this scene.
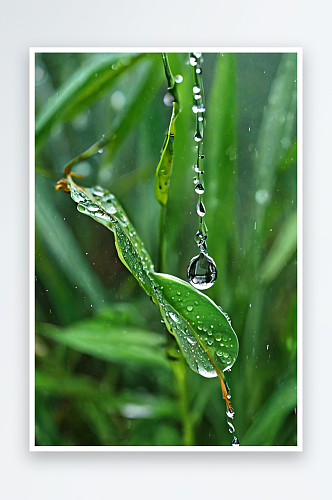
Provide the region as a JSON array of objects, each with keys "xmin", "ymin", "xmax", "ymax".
[
  {"xmin": 232, "ymin": 437, "xmax": 240, "ymax": 446},
  {"xmin": 187, "ymin": 252, "xmax": 217, "ymax": 290}
]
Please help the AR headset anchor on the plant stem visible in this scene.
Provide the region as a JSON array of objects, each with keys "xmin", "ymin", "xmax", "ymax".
[
  {"xmin": 64, "ymin": 135, "xmax": 111, "ymax": 176},
  {"xmin": 166, "ymin": 336, "xmax": 194, "ymax": 446},
  {"xmin": 157, "ymin": 204, "xmax": 167, "ymax": 273}
]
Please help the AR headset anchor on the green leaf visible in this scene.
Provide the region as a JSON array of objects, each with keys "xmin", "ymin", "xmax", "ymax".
[
  {"xmin": 35, "ymin": 52, "xmax": 148, "ymax": 151},
  {"xmin": 35, "ymin": 369, "xmax": 178, "ymax": 420},
  {"xmin": 37, "ymin": 312, "xmax": 169, "ymax": 370},
  {"xmin": 68, "ymin": 183, "xmax": 155, "ymax": 297},
  {"xmin": 59, "ymin": 180, "xmax": 239, "ymax": 381},
  {"xmin": 152, "ymin": 273, "xmax": 239, "ymax": 376},
  {"xmin": 36, "ymin": 174, "xmax": 108, "ymax": 308},
  {"xmin": 251, "ymin": 53, "xmax": 297, "ymax": 250},
  {"xmin": 258, "ymin": 210, "xmax": 297, "ymax": 285},
  {"xmin": 277, "ymin": 140, "xmax": 297, "ymax": 171},
  {"xmin": 241, "ymin": 377, "xmax": 297, "ymax": 446},
  {"xmin": 98, "ymin": 55, "xmax": 164, "ymax": 178},
  {"xmin": 205, "ymin": 53, "xmax": 238, "ymax": 307},
  {"xmin": 154, "ymin": 102, "xmax": 177, "ymax": 206}
]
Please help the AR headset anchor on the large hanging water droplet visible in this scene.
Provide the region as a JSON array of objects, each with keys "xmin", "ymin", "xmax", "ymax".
[{"xmin": 187, "ymin": 252, "xmax": 218, "ymax": 290}]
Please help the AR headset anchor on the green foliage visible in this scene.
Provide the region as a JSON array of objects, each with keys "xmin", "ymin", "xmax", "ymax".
[
  {"xmin": 61, "ymin": 180, "xmax": 238, "ymax": 384},
  {"xmin": 35, "ymin": 51, "xmax": 298, "ymax": 447}
]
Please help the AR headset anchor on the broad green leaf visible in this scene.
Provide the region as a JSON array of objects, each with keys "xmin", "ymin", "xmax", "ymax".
[
  {"xmin": 152, "ymin": 273, "xmax": 238, "ymax": 376},
  {"xmin": 35, "ymin": 52, "xmax": 147, "ymax": 151},
  {"xmin": 37, "ymin": 315, "xmax": 169, "ymax": 370},
  {"xmin": 154, "ymin": 102, "xmax": 177, "ymax": 206},
  {"xmin": 57, "ymin": 179, "xmax": 239, "ymax": 385}
]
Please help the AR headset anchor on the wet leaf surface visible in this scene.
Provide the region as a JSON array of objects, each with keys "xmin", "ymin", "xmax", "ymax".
[{"xmin": 64, "ymin": 181, "xmax": 239, "ymax": 379}]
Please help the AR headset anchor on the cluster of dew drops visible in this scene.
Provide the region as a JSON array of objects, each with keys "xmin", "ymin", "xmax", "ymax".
[{"xmin": 186, "ymin": 52, "xmax": 218, "ymax": 292}]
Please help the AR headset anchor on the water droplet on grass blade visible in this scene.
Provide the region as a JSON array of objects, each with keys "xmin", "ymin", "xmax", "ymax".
[
  {"xmin": 226, "ymin": 407, "xmax": 235, "ymax": 419},
  {"xmin": 196, "ymin": 200, "xmax": 206, "ymax": 217},
  {"xmin": 187, "ymin": 252, "xmax": 217, "ymax": 290},
  {"xmin": 228, "ymin": 422, "xmax": 235, "ymax": 433},
  {"xmin": 194, "ymin": 182, "xmax": 205, "ymax": 194}
]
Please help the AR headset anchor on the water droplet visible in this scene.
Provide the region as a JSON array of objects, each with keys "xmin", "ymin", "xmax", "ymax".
[
  {"xmin": 87, "ymin": 205, "xmax": 100, "ymax": 212},
  {"xmin": 226, "ymin": 407, "xmax": 235, "ymax": 419},
  {"xmin": 255, "ymin": 189, "xmax": 270, "ymax": 205},
  {"xmin": 228, "ymin": 422, "xmax": 235, "ymax": 433},
  {"xmin": 187, "ymin": 337, "xmax": 197, "ymax": 345},
  {"xmin": 193, "ymin": 85, "xmax": 200, "ymax": 93},
  {"xmin": 120, "ymin": 214, "xmax": 128, "ymax": 226},
  {"xmin": 98, "ymin": 148, "xmax": 103, "ymax": 154},
  {"xmin": 92, "ymin": 188, "xmax": 104, "ymax": 197},
  {"xmin": 194, "ymin": 164, "xmax": 203, "ymax": 174},
  {"xmin": 196, "ymin": 200, "xmax": 206, "ymax": 217},
  {"xmin": 187, "ymin": 252, "xmax": 218, "ymax": 290},
  {"xmin": 194, "ymin": 230, "xmax": 207, "ymax": 246},
  {"xmin": 169, "ymin": 312, "xmax": 180, "ymax": 323},
  {"xmin": 174, "ymin": 74, "xmax": 183, "ymax": 83},
  {"xmin": 77, "ymin": 204, "xmax": 88, "ymax": 214},
  {"xmin": 197, "ymin": 365, "xmax": 217, "ymax": 378},
  {"xmin": 190, "ymin": 56, "xmax": 197, "ymax": 66},
  {"xmin": 194, "ymin": 130, "xmax": 203, "ymax": 142},
  {"xmin": 232, "ymin": 437, "xmax": 239, "ymax": 446},
  {"xmin": 194, "ymin": 182, "xmax": 205, "ymax": 195},
  {"xmin": 187, "ymin": 305, "xmax": 193, "ymax": 312}
]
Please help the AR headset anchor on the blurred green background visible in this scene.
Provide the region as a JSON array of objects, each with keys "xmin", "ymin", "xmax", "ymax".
[{"xmin": 34, "ymin": 51, "xmax": 297, "ymax": 446}]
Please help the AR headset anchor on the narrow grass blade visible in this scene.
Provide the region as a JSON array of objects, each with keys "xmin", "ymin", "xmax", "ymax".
[
  {"xmin": 36, "ymin": 53, "xmax": 147, "ymax": 151},
  {"xmin": 258, "ymin": 210, "xmax": 297, "ymax": 285}
]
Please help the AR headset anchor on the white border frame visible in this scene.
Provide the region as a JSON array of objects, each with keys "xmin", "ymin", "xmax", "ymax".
[{"xmin": 30, "ymin": 47, "xmax": 303, "ymax": 452}]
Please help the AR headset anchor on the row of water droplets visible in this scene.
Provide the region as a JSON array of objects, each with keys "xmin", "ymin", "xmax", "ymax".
[
  {"xmin": 224, "ymin": 380, "xmax": 240, "ymax": 446},
  {"xmin": 186, "ymin": 54, "xmax": 239, "ymax": 446},
  {"xmin": 187, "ymin": 52, "xmax": 218, "ymax": 291}
]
